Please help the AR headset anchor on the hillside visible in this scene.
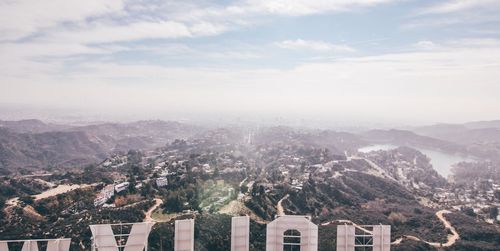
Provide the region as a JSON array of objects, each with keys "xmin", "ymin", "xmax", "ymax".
[
  {"xmin": 0, "ymin": 120, "xmax": 202, "ymax": 172},
  {"xmin": 254, "ymin": 127, "xmax": 366, "ymax": 157},
  {"xmin": 0, "ymin": 123, "xmax": 499, "ymax": 250},
  {"xmin": 71, "ymin": 120, "xmax": 201, "ymax": 150},
  {"xmin": 414, "ymin": 124, "xmax": 500, "ymax": 145},
  {"xmin": 413, "ymin": 122, "xmax": 500, "ymax": 161},
  {"xmin": 361, "ymin": 146, "xmax": 448, "ymax": 194},
  {"xmin": 0, "ymin": 119, "xmax": 69, "ymax": 133},
  {"xmin": 0, "ymin": 128, "xmax": 107, "ymax": 171}
]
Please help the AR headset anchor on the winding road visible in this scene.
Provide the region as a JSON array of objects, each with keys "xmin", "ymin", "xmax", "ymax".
[
  {"xmin": 144, "ymin": 198, "xmax": 163, "ymax": 222},
  {"xmin": 392, "ymin": 210, "xmax": 459, "ymax": 247},
  {"xmin": 308, "ymin": 206, "xmax": 459, "ymax": 247}
]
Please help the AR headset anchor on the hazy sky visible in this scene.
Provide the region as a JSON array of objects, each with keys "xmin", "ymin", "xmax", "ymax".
[{"xmin": 1, "ymin": 0, "xmax": 500, "ymax": 124}]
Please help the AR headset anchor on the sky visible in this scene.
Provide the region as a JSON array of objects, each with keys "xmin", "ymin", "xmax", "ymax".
[{"xmin": 1, "ymin": 0, "xmax": 500, "ymax": 125}]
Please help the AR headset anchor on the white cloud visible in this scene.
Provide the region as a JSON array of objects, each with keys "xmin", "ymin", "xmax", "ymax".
[
  {"xmin": 169, "ymin": 0, "xmax": 396, "ymax": 22},
  {"xmin": 41, "ymin": 21, "xmax": 227, "ymax": 44},
  {"xmin": 275, "ymin": 39, "xmax": 356, "ymax": 52},
  {"xmin": 407, "ymin": 0, "xmax": 500, "ymax": 29},
  {"xmin": 0, "ymin": 0, "xmax": 394, "ymax": 67},
  {"xmin": 0, "ymin": 0, "xmax": 125, "ymax": 40},
  {"xmin": 2, "ymin": 39, "xmax": 500, "ymax": 123},
  {"xmin": 245, "ymin": 0, "xmax": 394, "ymax": 16},
  {"xmin": 420, "ymin": 0, "xmax": 500, "ymax": 14},
  {"xmin": 413, "ymin": 40, "xmax": 436, "ymax": 50},
  {"xmin": 0, "ymin": 0, "xmax": 396, "ymax": 43},
  {"xmin": 2, "ymin": 1, "xmax": 500, "ymax": 123}
]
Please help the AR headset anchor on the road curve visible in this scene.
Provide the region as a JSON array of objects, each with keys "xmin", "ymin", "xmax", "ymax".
[
  {"xmin": 392, "ymin": 210, "xmax": 459, "ymax": 247},
  {"xmin": 320, "ymin": 209, "xmax": 459, "ymax": 248},
  {"xmin": 144, "ymin": 198, "xmax": 163, "ymax": 222}
]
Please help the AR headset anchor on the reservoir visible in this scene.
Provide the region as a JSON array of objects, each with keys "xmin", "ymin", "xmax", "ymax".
[{"xmin": 358, "ymin": 144, "xmax": 475, "ymax": 178}]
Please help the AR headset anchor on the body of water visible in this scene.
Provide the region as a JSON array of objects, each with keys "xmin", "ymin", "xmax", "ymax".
[{"xmin": 358, "ymin": 144, "xmax": 475, "ymax": 178}]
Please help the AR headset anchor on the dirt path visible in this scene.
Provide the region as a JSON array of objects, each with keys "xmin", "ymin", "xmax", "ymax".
[
  {"xmin": 276, "ymin": 194, "xmax": 289, "ymax": 216},
  {"xmin": 321, "ymin": 209, "xmax": 459, "ymax": 248},
  {"xmin": 144, "ymin": 198, "xmax": 163, "ymax": 222},
  {"xmin": 392, "ymin": 210, "xmax": 459, "ymax": 247},
  {"xmin": 429, "ymin": 210, "xmax": 459, "ymax": 247}
]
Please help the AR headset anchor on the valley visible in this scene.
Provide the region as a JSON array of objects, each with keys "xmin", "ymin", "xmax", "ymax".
[{"xmin": 0, "ymin": 119, "xmax": 499, "ymax": 250}]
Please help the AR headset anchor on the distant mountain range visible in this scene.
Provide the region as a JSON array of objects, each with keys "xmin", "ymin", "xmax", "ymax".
[
  {"xmin": 2, "ymin": 118, "xmax": 500, "ymax": 172},
  {"xmin": 0, "ymin": 119, "xmax": 201, "ymax": 171},
  {"xmin": 411, "ymin": 121, "xmax": 500, "ymax": 160},
  {"xmin": 0, "ymin": 119, "xmax": 69, "ymax": 133},
  {"xmin": 413, "ymin": 122, "xmax": 500, "ymax": 145},
  {"xmin": 360, "ymin": 129, "xmax": 467, "ymax": 154},
  {"xmin": 0, "ymin": 128, "xmax": 106, "ymax": 171}
]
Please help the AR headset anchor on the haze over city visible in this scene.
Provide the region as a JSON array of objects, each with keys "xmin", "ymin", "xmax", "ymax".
[{"xmin": 1, "ymin": 0, "xmax": 500, "ymax": 125}]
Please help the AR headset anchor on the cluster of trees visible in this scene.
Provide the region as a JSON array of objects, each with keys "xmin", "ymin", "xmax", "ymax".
[
  {"xmin": 47, "ymin": 164, "xmax": 113, "ymax": 185},
  {"xmin": 34, "ymin": 187, "xmax": 96, "ymax": 216},
  {"xmin": 0, "ymin": 176, "xmax": 49, "ymax": 198},
  {"xmin": 161, "ymin": 182, "xmax": 200, "ymax": 213},
  {"xmin": 447, "ymin": 212, "xmax": 500, "ymax": 250},
  {"xmin": 461, "ymin": 205, "xmax": 499, "ymax": 222},
  {"xmin": 244, "ymin": 182, "xmax": 285, "ymax": 220}
]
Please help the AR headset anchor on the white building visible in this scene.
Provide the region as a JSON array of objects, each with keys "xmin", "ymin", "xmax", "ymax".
[
  {"xmin": 94, "ymin": 184, "xmax": 115, "ymax": 207},
  {"xmin": 94, "ymin": 195, "xmax": 108, "ymax": 207},
  {"xmin": 115, "ymin": 182, "xmax": 130, "ymax": 193},
  {"xmin": 156, "ymin": 177, "xmax": 168, "ymax": 187}
]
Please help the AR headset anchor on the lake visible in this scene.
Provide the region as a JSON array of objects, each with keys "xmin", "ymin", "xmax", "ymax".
[{"xmin": 358, "ymin": 144, "xmax": 475, "ymax": 178}]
